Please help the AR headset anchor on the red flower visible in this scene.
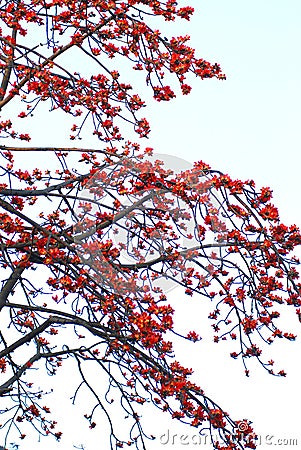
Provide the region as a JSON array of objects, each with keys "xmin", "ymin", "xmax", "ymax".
[{"xmin": 0, "ymin": 358, "xmax": 6, "ymax": 373}]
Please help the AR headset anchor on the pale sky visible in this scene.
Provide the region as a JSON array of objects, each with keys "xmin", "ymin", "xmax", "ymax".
[{"xmin": 2, "ymin": 1, "xmax": 301, "ymax": 449}]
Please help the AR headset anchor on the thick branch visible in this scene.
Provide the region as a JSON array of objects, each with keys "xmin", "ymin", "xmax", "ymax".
[
  {"xmin": 0, "ymin": 267, "xmax": 24, "ymax": 310},
  {"xmin": 0, "ymin": 146, "xmax": 112, "ymax": 153},
  {"xmin": 0, "ymin": 29, "xmax": 17, "ymax": 100},
  {"xmin": 0, "ymin": 317, "xmax": 52, "ymax": 358}
]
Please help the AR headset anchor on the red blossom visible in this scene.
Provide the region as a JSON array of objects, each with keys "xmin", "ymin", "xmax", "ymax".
[{"xmin": 0, "ymin": 358, "xmax": 6, "ymax": 373}]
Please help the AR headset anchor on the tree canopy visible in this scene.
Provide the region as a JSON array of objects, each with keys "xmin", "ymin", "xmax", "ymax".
[{"xmin": 0, "ymin": 1, "xmax": 300, "ymax": 449}]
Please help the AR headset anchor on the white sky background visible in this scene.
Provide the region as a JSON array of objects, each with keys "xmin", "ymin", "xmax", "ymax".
[{"xmin": 2, "ymin": 0, "xmax": 301, "ymax": 449}]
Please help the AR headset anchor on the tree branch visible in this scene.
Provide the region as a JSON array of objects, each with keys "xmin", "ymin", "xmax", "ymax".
[{"xmin": 0, "ymin": 267, "xmax": 24, "ymax": 310}]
